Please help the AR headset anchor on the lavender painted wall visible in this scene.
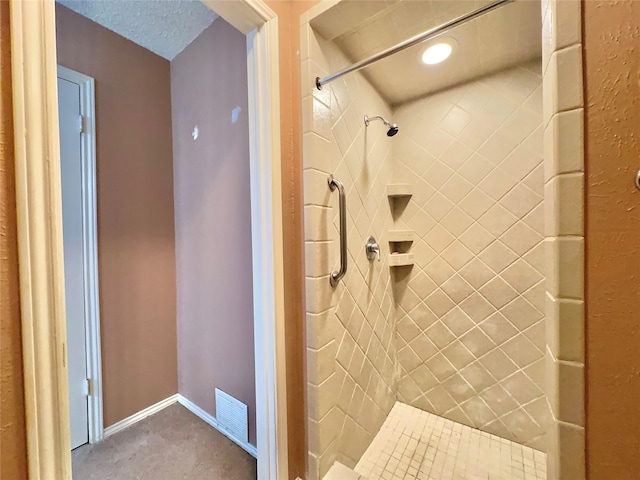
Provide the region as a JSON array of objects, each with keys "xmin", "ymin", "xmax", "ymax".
[{"xmin": 171, "ymin": 19, "xmax": 256, "ymax": 445}]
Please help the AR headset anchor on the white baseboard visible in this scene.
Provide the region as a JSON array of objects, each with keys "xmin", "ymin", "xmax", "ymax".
[
  {"xmin": 101, "ymin": 392, "xmax": 257, "ymax": 460},
  {"xmin": 177, "ymin": 394, "xmax": 257, "ymax": 458},
  {"xmin": 103, "ymin": 394, "xmax": 179, "ymax": 438}
]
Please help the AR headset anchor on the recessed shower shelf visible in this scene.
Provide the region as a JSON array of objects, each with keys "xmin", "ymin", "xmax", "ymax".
[
  {"xmin": 388, "ymin": 230, "xmax": 414, "ymax": 243},
  {"xmin": 386, "ymin": 184, "xmax": 413, "ymax": 198},
  {"xmin": 388, "ymin": 253, "xmax": 414, "ymax": 267}
]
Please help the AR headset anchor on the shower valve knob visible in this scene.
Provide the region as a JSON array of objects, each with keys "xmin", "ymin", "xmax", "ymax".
[{"xmin": 366, "ymin": 236, "xmax": 381, "ymax": 262}]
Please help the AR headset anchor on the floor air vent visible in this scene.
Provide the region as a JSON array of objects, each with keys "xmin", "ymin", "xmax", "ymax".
[{"xmin": 215, "ymin": 388, "xmax": 248, "ymax": 444}]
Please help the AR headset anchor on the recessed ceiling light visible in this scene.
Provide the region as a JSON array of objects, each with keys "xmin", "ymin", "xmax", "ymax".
[{"xmin": 421, "ymin": 42, "xmax": 453, "ymax": 65}]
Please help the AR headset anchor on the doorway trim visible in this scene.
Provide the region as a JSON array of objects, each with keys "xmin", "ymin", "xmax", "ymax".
[
  {"xmin": 57, "ymin": 65, "xmax": 103, "ymax": 446},
  {"xmin": 10, "ymin": 0, "xmax": 285, "ymax": 479}
]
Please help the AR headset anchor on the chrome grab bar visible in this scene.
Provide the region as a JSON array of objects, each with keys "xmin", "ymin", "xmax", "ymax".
[{"xmin": 328, "ymin": 175, "xmax": 347, "ymax": 287}]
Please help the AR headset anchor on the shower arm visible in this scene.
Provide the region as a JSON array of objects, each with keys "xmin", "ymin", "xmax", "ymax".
[
  {"xmin": 315, "ymin": 0, "xmax": 515, "ymax": 90},
  {"xmin": 364, "ymin": 115, "xmax": 390, "ymax": 127}
]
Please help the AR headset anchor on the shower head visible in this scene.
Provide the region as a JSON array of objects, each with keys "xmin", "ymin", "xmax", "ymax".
[{"xmin": 364, "ymin": 115, "xmax": 399, "ymax": 137}]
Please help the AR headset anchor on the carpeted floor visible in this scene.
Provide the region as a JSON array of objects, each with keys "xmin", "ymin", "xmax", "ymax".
[{"xmin": 72, "ymin": 404, "xmax": 257, "ymax": 480}]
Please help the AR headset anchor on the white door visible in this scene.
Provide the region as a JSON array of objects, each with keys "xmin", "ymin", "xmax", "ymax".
[{"xmin": 58, "ymin": 76, "xmax": 89, "ymax": 450}]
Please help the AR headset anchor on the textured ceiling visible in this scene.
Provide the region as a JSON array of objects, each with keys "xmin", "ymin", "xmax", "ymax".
[
  {"xmin": 311, "ymin": 0, "xmax": 542, "ymax": 106},
  {"xmin": 57, "ymin": 0, "xmax": 218, "ymax": 60}
]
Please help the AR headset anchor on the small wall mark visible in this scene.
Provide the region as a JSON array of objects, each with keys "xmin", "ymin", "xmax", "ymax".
[
  {"xmin": 192, "ymin": 125, "xmax": 199, "ymax": 140},
  {"xmin": 231, "ymin": 106, "xmax": 242, "ymax": 124}
]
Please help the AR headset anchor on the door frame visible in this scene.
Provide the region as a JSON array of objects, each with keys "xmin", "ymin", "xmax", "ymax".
[
  {"xmin": 56, "ymin": 65, "xmax": 103, "ymax": 447},
  {"xmin": 10, "ymin": 1, "xmax": 286, "ymax": 479}
]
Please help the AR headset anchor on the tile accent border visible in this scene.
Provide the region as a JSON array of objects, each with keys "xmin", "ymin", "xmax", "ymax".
[{"xmin": 541, "ymin": 0, "xmax": 586, "ymax": 479}]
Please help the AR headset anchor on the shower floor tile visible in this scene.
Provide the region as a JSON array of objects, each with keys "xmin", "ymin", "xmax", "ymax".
[{"xmin": 355, "ymin": 403, "xmax": 546, "ymax": 480}]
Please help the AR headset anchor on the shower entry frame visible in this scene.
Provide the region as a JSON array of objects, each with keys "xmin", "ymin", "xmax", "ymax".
[
  {"xmin": 9, "ymin": 0, "xmax": 288, "ymax": 479},
  {"xmin": 300, "ymin": 0, "xmax": 587, "ymax": 479}
]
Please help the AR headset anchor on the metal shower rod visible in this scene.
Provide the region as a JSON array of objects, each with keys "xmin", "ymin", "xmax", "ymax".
[{"xmin": 315, "ymin": 0, "xmax": 515, "ymax": 90}]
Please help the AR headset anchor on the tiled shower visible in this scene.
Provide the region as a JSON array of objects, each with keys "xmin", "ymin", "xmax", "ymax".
[
  {"xmin": 302, "ymin": 1, "xmax": 585, "ymax": 479},
  {"xmin": 392, "ymin": 62, "xmax": 547, "ymax": 450}
]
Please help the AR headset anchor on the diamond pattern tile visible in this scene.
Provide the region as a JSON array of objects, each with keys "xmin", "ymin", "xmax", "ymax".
[
  {"xmin": 479, "ymin": 241, "xmax": 519, "ymax": 274},
  {"xmin": 393, "ymin": 63, "xmax": 546, "ymax": 450},
  {"xmin": 304, "ymin": 34, "xmax": 400, "ymax": 478}
]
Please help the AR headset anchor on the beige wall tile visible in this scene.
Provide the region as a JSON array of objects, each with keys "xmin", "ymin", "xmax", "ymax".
[
  {"xmin": 551, "ymin": 359, "xmax": 584, "ymax": 426},
  {"xmin": 479, "ymin": 277, "xmax": 519, "ymax": 309},
  {"xmin": 544, "ymin": 45, "xmax": 584, "ymax": 124},
  {"xmin": 307, "ymin": 310, "xmax": 340, "ymax": 350},
  {"xmin": 501, "ymin": 259, "xmax": 544, "ymax": 294},
  {"xmin": 479, "ymin": 312, "xmax": 518, "ymax": 345},
  {"xmin": 545, "ymin": 237, "xmax": 585, "ymax": 300},
  {"xmin": 525, "ymin": 280, "xmax": 546, "ymax": 312},
  {"xmin": 304, "ymin": 169, "xmax": 334, "ymax": 207},
  {"xmin": 304, "ymin": 205, "xmax": 333, "ymax": 242},
  {"xmin": 544, "ymin": 173, "xmax": 584, "ymax": 236},
  {"xmin": 501, "ymin": 222, "xmax": 543, "ymax": 257},
  {"xmin": 306, "ymin": 275, "xmax": 337, "ymax": 314},
  {"xmin": 307, "ymin": 341, "xmax": 338, "ymax": 387},
  {"xmin": 459, "ymin": 258, "xmax": 495, "ymax": 289},
  {"xmin": 304, "ymin": 132, "xmax": 338, "ymax": 173},
  {"xmin": 548, "ymin": 420, "xmax": 586, "ymax": 480},
  {"xmin": 307, "ymin": 407, "xmax": 342, "ymax": 457},
  {"xmin": 551, "ymin": 0, "xmax": 582, "ymax": 51},
  {"xmin": 544, "ymin": 109, "xmax": 584, "ymax": 181},
  {"xmin": 502, "ymin": 371, "xmax": 544, "ymax": 405},
  {"xmin": 305, "ymin": 241, "xmax": 336, "ymax": 279},
  {"xmin": 545, "ymin": 294, "xmax": 584, "ymax": 363},
  {"xmin": 308, "ymin": 372, "xmax": 343, "ymax": 421},
  {"xmin": 501, "ymin": 334, "xmax": 543, "ymax": 369}
]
